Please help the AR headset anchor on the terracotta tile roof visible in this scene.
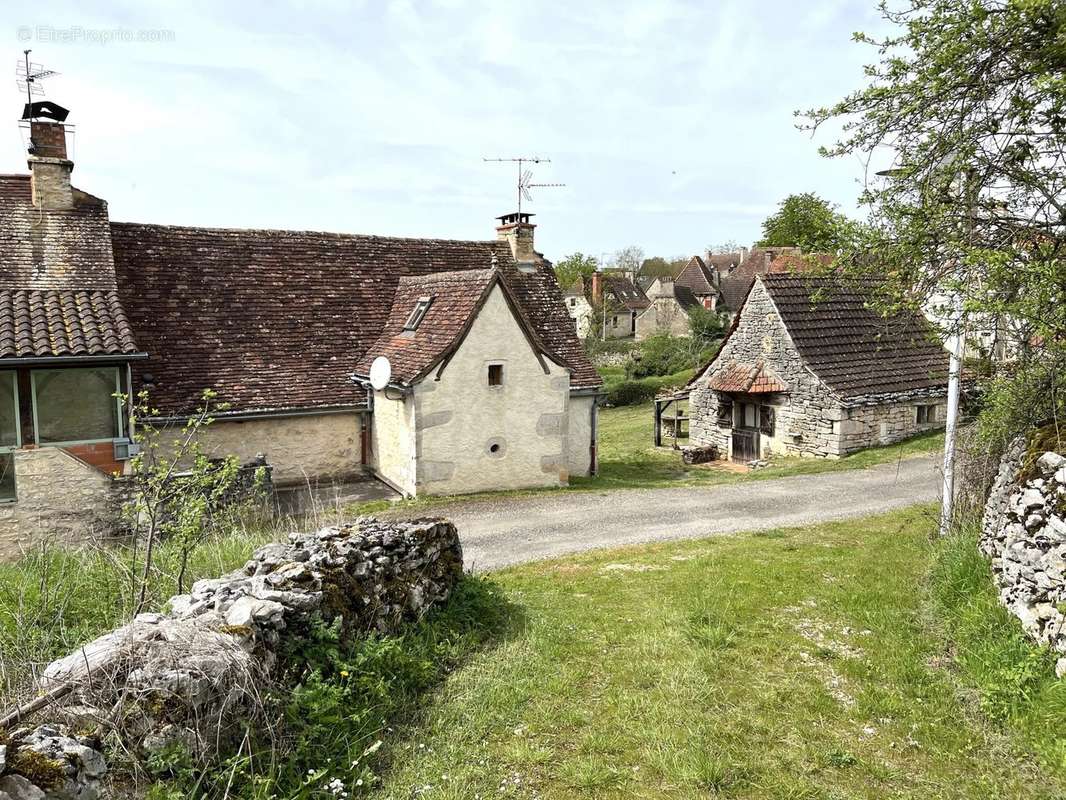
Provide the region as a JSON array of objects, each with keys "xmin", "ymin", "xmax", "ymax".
[
  {"xmin": 0, "ymin": 175, "xmax": 141, "ymax": 360},
  {"xmin": 111, "ymin": 223, "xmax": 600, "ymax": 415},
  {"xmin": 706, "ymin": 252, "xmax": 743, "ymax": 272},
  {"xmin": 707, "ymin": 360, "xmax": 788, "ymax": 393},
  {"xmin": 719, "ymin": 246, "xmax": 803, "ymax": 310},
  {"xmin": 354, "ymin": 269, "xmax": 547, "ymax": 385},
  {"xmin": 674, "ymin": 256, "xmax": 717, "ymax": 297},
  {"xmin": 603, "ymin": 275, "xmax": 650, "ymax": 310},
  {"xmin": 0, "ymin": 290, "xmax": 139, "ymax": 358},
  {"xmin": 673, "ymin": 284, "xmax": 701, "ymax": 311},
  {"xmin": 763, "ymin": 274, "xmax": 950, "ymax": 398}
]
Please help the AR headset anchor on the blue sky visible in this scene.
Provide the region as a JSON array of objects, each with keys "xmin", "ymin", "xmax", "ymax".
[{"xmin": 4, "ymin": 1, "xmax": 892, "ymax": 261}]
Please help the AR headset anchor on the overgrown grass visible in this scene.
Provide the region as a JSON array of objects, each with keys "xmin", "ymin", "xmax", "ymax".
[
  {"xmin": 367, "ymin": 506, "xmax": 1064, "ymax": 799},
  {"xmin": 143, "ymin": 576, "xmax": 519, "ymax": 800},
  {"xmin": 928, "ymin": 522, "xmax": 1066, "ymax": 772},
  {"xmin": 0, "ymin": 514, "xmax": 287, "ymax": 705}
]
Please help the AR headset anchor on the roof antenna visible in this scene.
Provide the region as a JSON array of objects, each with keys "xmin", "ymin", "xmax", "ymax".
[
  {"xmin": 482, "ymin": 156, "xmax": 565, "ymax": 216},
  {"xmin": 17, "ymin": 50, "xmax": 59, "ymax": 111}
]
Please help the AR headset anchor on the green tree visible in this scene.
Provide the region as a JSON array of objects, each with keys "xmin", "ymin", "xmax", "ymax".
[
  {"xmin": 552, "ymin": 252, "xmax": 598, "ymax": 290},
  {"xmin": 639, "ymin": 255, "xmax": 688, "ymax": 282},
  {"xmin": 688, "ymin": 304, "xmax": 726, "ymax": 345},
  {"xmin": 804, "ymin": 0, "xmax": 1066, "ymax": 450},
  {"xmin": 760, "ymin": 193, "xmax": 854, "ymax": 252}
]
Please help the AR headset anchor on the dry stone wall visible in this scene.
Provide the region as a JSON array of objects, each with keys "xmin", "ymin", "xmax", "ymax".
[
  {"xmin": 981, "ymin": 440, "xmax": 1066, "ymax": 677},
  {"xmin": 0, "ymin": 517, "xmax": 463, "ymax": 798}
]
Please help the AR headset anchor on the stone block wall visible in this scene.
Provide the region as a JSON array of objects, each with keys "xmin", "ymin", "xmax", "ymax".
[
  {"xmin": 689, "ymin": 281, "xmax": 844, "ymax": 459},
  {"xmin": 981, "ymin": 442, "xmax": 1066, "ymax": 677},
  {"xmin": 0, "ymin": 447, "xmax": 116, "ymax": 561},
  {"xmin": 840, "ymin": 395, "xmax": 946, "ymax": 454},
  {"xmin": 2, "ymin": 517, "xmax": 464, "ymax": 795}
]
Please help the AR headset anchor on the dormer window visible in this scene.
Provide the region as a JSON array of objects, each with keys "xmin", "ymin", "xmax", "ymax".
[{"xmin": 403, "ymin": 296, "xmax": 433, "ymax": 331}]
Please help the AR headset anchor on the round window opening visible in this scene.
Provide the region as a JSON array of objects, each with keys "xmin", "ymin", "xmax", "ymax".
[
  {"xmin": 489, "ymin": 443, "xmax": 500, "ymax": 453},
  {"xmin": 486, "ymin": 438, "xmax": 507, "ymax": 458}
]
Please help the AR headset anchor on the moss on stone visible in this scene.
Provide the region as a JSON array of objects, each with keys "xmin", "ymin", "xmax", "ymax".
[
  {"xmin": 1018, "ymin": 423, "xmax": 1065, "ymax": 483},
  {"xmin": 9, "ymin": 748, "xmax": 67, "ymax": 789}
]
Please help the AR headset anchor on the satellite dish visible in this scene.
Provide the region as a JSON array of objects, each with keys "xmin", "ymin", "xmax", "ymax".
[{"xmin": 369, "ymin": 356, "xmax": 392, "ymax": 391}]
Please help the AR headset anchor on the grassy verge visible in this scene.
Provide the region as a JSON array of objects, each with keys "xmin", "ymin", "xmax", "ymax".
[
  {"xmin": 928, "ymin": 522, "xmax": 1066, "ymax": 772},
  {"xmin": 366, "ymin": 506, "xmax": 1063, "ymax": 799}
]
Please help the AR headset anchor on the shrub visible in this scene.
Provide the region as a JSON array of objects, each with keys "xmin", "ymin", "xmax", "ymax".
[{"xmin": 605, "ymin": 370, "xmax": 695, "ymax": 406}]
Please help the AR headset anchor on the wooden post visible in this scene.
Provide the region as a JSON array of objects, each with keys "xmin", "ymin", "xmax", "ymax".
[{"xmin": 653, "ymin": 399, "xmax": 662, "ymax": 447}]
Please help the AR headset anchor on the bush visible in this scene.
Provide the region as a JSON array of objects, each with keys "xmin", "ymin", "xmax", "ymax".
[
  {"xmin": 605, "ymin": 369, "xmax": 695, "ymax": 406},
  {"xmin": 630, "ymin": 334, "xmax": 717, "ymax": 379}
]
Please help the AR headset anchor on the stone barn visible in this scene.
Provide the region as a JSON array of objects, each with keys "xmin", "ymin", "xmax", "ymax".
[{"xmin": 688, "ymin": 274, "xmax": 950, "ymax": 461}]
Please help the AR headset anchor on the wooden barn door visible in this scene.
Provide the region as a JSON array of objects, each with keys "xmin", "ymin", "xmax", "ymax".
[{"xmin": 731, "ymin": 428, "xmax": 759, "ymax": 462}]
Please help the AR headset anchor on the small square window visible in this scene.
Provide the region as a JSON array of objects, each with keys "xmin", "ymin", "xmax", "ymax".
[
  {"xmin": 488, "ymin": 364, "xmax": 503, "ymax": 386},
  {"xmin": 403, "ymin": 297, "xmax": 433, "ymax": 331},
  {"xmin": 0, "ymin": 452, "xmax": 14, "ymax": 503},
  {"xmin": 916, "ymin": 404, "xmax": 937, "ymax": 424}
]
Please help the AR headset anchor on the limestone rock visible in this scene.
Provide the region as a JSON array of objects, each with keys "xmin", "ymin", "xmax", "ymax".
[{"xmin": 0, "ymin": 775, "xmax": 46, "ymax": 800}]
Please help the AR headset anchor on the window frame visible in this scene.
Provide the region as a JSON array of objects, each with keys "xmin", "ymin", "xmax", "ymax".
[
  {"xmin": 403, "ymin": 297, "xmax": 433, "ymax": 331},
  {"xmin": 0, "ymin": 371, "xmax": 20, "ymax": 504},
  {"xmin": 487, "ymin": 363, "xmax": 504, "ymax": 387},
  {"xmin": 31, "ymin": 366, "xmax": 124, "ymax": 447},
  {"xmin": 916, "ymin": 404, "xmax": 937, "ymax": 425}
]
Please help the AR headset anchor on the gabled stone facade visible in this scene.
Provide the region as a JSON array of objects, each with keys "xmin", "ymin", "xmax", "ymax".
[{"xmin": 689, "ymin": 278, "xmax": 948, "ymax": 460}]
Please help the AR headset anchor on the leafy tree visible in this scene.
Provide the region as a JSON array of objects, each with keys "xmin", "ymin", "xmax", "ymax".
[
  {"xmin": 760, "ymin": 193, "xmax": 854, "ymax": 252},
  {"xmin": 639, "ymin": 255, "xmax": 688, "ymax": 282},
  {"xmin": 803, "ymin": 0, "xmax": 1066, "ymax": 450},
  {"xmin": 553, "ymin": 252, "xmax": 598, "ymax": 290},
  {"xmin": 688, "ymin": 304, "xmax": 726, "ymax": 345}
]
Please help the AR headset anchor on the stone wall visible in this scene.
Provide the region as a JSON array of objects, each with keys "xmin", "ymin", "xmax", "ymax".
[
  {"xmin": 2, "ymin": 517, "xmax": 463, "ymax": 795},
  {"xmin": 840, "ymin": 397, "xmax": 946, "ymax": 453},
  {"xmin": 981, "ymin": 441, "xmax": 1066, "ymax": 677},
  {"xmin": 183, "ymin": 411, "xmax": 363, "ymax": 488},
  {"xmin": 635, "ymin": 297, "xmax": 690, "ymax": 341},
  {"xmin": 409, "ymin": 284, "xmax": 570, "ymax": 496},
  {"xmin": 0, "ymin": 448, "xmax": 116, "ymax": 562},
  {"xmin": 566, "ymin": 395, "xmax": 597, "ymax": 478}
]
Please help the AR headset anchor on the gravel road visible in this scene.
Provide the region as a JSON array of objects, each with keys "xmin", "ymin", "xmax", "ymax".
[{"xmin": 434, "ymin": 454, "xmax": 942, "ymax": 571}]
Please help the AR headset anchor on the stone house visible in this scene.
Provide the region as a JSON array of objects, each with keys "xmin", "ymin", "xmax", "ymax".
[
  {"xmin": 673, "ymin": 255, "xmax": 721, "ymax": 310},
  {"xmin": 718, "ymin": 246, "xmax": 804, "ymax": 320},
  {"xmin": 688, "ymin": 274, "xmax": 950, "ymax": 462},
  {"xmin": 589, "ymin": 271, "xmax": 649, "ymax": 338},
  {"xmin": 561, "ymin": 277, "xmax": 594, "ymax": 338},
  {"xmin": 0, "ymin": 113, "xmax": 601, "ymax": 553},
  {"xmin": 635, "ymin": 277, "xmax": 700, "ymax": 340}
]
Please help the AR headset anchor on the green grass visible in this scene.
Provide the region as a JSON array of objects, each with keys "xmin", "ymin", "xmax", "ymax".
[
  {"xmin": 364, "ymin": 506, "xmax": 1064, "ymax": 799},
  {"xmin": 579, "ymin": 401, "xmax": 945, "ymax": 490}
]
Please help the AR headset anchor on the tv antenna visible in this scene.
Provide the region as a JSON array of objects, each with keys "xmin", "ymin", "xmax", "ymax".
[
  {"xmin": 483, "ymin": 156, "xmax": 565, "ymax": 216},
  {"xmin": 16, "ymin": 50, "xmax": 58, "ymax": 107}
]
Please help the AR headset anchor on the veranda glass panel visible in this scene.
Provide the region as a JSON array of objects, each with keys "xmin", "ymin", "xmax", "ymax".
[
  {"xmin": 0, "ymin": 453, "xmax": 14, "ymax": 502},
  {"xmin": 0, "ymin": 371, "xmax": 17, "ymax": 447},
  {"xmin": 34, "ymin": 368, "xmax": 120, "ymax": 444}
]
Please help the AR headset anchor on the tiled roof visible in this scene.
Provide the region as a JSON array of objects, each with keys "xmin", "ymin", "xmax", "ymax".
[
  {"xmin": 719, "ymin": 247, "xmax": 803, "ymax": 310},
  {"xmin": 111, "ymin": 223, "xmax": 600, "ymax": 415},
  {"xmin": 707, "ymin": 360, "xmax": 787, "ymax": 393},
  {"xmin": 706, "ymin": 252, "xmax": 743, "ymax": 271},
  {"xmin": 603, "ymin": 275, "xmax": 650, "ymax": 310},
  {"xmin": 0, "ymin": 175, "xmax": 140, "ymax": 360},
  {"xmin": 355, "ymin": 269, "xmax": 546, "ymax": 385},
  {"xmin": 673, "ymin": 284, "xmax": 701, "ymax": 311},
  {"xmin": 0, "ymin": 175, "xmax": 117, "ymax": 291},
  {"xmin": 0, "ymin": 290, "xmax": 139, "ymax": 358},
  {"xmin": 674, "ymin": 256, "xmax": 717, "ymax": 297},
  {"xmin": 763, "ymin": 274, "xmax": 949, "ymax": 398}
]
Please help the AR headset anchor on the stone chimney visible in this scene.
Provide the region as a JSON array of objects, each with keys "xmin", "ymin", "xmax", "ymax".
[
  {"xmin": 27, "ymin": 120, "xmax": 74, "ymax": 210},
  {"xmin": 496, "ymin": 212, "xmax": 537, "ymax": 269},
  {"xmin": 590, "ymin": 270, "xmax": 604, "ymax": 305}
]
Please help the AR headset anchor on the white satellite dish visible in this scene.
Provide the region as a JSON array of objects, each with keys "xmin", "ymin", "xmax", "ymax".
[{"xmin": 369, "ymin": 356, "xmax": 392, "ymax": 391}]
